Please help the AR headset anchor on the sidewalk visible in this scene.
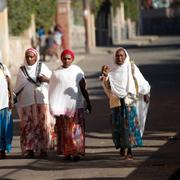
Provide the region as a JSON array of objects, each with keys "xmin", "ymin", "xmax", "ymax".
[
  {"xmin": 43, "ymin": 35, "xmax": 159, "ymax": 71},
  {"xmin": 9, "ymin": 35, "xmax": 159, "ymax": 83},
  {"xmin": 5, "ymin": 35, "xmax": 180, "ymax": 180}
]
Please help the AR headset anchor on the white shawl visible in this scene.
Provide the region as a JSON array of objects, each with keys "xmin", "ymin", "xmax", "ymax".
[
  {"xmin": 48, "ymin": 64, "xmax": 85, "ymax": 117},
  {"xmin": 133, "ymin": 63, "xmax": 151, "ymax": 136},
  {"xmin": 0, "ymin": 64, "xmax": 11, "ymax": 110},
  {"xmin": 108, "ymin": 48, "xmax": 136, "ymax": 98},
  {"xmin": 108, "ymin": 48, "xmax": 151, "ymax": 136},
  {"xmin": 14, "ymin": 56, "xmax": 52, "ymax": 107}
]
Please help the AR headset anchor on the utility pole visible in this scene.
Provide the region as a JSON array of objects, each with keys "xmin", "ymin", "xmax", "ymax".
[{"xmin": 83, "ymin": 0, "xmax": 90, "ymax": 53}]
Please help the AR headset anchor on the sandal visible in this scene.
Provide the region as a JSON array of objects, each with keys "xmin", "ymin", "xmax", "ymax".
[
  {"xmin": 40, "ymin": 150, "xmax": 47, "ymax": 158},
  {"xmin": 0, "ymin": 150, "xmax": 6, "ymax": 159},
  {"xmin": 120, "ymin": 148, "xmax": 125, "ymax": 156},
  {"xmin": 72, "ymin": 155, "xmax": 80, "ymax": 162},
  {"xmin": 124, "ymin": 148, "xmax": 134, "ymax": 160},
  {"xmin": 26, "ymin": 150, "xmax": 34, "ymax": 159},
  {"xmin": 62, "ymin": 155, "xmax": 72, "ymax": 161}
]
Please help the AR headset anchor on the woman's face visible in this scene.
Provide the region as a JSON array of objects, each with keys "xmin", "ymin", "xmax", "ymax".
[
  {"xmin": 25, "ymin": 51, "xmax": 37, "ymax": 65},
  {"xmin": 115, "ymin": 49, "xmax": 126, "ymax": 65},
  {"xmin": 61, "ymin": 54, "xmax": 73, "ymax": 68}
]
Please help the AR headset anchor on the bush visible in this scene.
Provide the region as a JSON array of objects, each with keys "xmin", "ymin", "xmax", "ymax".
[
  {"xmin": 7, "ymin": 0, "xmax": 33, "ymax": 36},
  {"xmin": 7, "ymin": 0, "xmax": 56, "ymax": 36}
]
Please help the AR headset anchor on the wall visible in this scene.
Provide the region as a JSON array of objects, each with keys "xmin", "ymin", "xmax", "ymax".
[
  {"xmin": 141, "ymin": 8, "xmax": 180, "ymax": 35},
  {"xmin": 0, "ymin": 1, "xmax": 9, "ymax": 65}
]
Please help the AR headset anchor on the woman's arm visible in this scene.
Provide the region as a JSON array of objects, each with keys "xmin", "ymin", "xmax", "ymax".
[
  {"xmin": 79, "ymin": 78, "xmax": 92, "ymax": 113},
  {"xmin": 6, "ymin": 76, "xmax": 14, "ymax": 109},
  {"xmin": 37, "ymin": 75, "xmax": 50, "ymax": 83}
]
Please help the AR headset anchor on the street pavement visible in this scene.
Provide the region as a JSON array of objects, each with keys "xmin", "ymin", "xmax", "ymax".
[{"xmin": 1, "ymin": 36, "xmax": 180, "ymax": 180}]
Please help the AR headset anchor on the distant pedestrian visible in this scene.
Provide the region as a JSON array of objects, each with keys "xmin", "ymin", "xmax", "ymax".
[
  {"xmin": 100, "ymin": 47, "xmax": 150, "ymax": 160},
  {"xmin": 37, "ymin": 26, "xmax": 46, "ymax": 60},
  {"xmin": 0, "ymin": 52, "xmax": 13, "ymax": 159},
  {"xmin": 37, "ymin": 26, "xmax": 45, "ymax": 38},
  {"xmin": 14, "ymin": 48, "xmax": 55, "ymax": 158},
  {"xmin": 42, "ymin": 30, "xmax": 58, "ymax": 61},
  {"xmin": 49, "ymin": 49, "xmax": 92, "ymax": 161},
  {"xmin": 53, "ymin": 24, "xmax": 63, "ymax": 58}
]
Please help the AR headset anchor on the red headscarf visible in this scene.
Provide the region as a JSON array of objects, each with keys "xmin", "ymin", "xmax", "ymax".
[{"xmin": 61, "ymin": 49, "xmax": 75, "ymax": 61}]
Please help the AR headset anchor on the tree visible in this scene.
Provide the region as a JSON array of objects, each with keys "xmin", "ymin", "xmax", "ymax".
[
  {"xmin": 33, "ymin": 0, "xmax": 56, "ymax": 30},
  {"xmin": 7, "ymin": 0, "xmax": 33, "ymax": 36},
  {"xmin": 7, "ymin": 0, "xmax": 56, "ymax": 36},
  {"xmin": 71, "ymin": 0, "xmax": 139, "ymax": 24}
]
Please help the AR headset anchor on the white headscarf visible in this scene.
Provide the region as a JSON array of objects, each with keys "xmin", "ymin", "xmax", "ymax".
[
  {"xmin": 108, "ymin": 47, "xmax": 136, "ymax": 98},
  {"xmin": 14, "ymin": 48, "xmax": 51, "ymax": 107}
]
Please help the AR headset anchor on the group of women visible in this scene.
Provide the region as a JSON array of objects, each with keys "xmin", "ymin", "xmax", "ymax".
[{"xmin": 0, "ymin": 47, "xmax": 150, "ymax": 161}]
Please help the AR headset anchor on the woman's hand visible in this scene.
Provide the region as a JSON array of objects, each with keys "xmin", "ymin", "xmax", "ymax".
[
  {"xmin": 144, "ymin": 95, "xmax": 150, "ymax": 103},
  {"xmin": 101, "ymin": 65, "xmax": 109, "ymax": 77},
  {"xmin": 37, "ymin": 75, "xmax": 49, "ymax": 83},
  {"xmin": 9, "ymin": 101, "xmax": 14, "ymax": 110},
  {"xmin": 86, "ymin": 103, "xmax": 92, "ymax": 113}
]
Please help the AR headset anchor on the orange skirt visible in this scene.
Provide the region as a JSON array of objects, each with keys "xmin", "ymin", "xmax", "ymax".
[{"xmin": 56, "ymin": 109, "xmax": 85, "ymax": 156}]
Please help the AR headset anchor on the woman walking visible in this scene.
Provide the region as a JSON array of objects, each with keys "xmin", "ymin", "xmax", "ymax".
[
  {"xmin": 101, "ymin": 47, "xmax": 150, "ymax": 160},
  {"xmin": 14, "ymin": 48, "xmax": 54, "ymax": 158},
  {"xmin": 0, "ymin": 53, "xmax": 13, "ymax": 159},
  {"xmin": 49, "ymin": 49, "xmax": 91, "ymax": 161}
]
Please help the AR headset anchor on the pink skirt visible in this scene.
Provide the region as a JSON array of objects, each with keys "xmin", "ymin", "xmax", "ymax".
[{"xmin": 19, "ymin": 104, "xmax": 55, "ymax": 154}]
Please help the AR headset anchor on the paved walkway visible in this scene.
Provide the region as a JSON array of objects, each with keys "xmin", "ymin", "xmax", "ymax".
[{"xmin": 2, "ymin": 36, "xmax": 180, "ymax": 180}]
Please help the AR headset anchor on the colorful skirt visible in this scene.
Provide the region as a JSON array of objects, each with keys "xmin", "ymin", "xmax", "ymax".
[
  {"xmin": 111, "ymin": 105, "xmax": 142, "ymax": 149},
  {"xmin": 56, "ymin": 109, "xmax": 85, "ymax": 156},
  {"xmin": 19, "ymin": 104, "xmax": 55, "ymax": 154},
  {"xmin": 0, "ymin": 108, "xmax": 13, "ymax": 152}
]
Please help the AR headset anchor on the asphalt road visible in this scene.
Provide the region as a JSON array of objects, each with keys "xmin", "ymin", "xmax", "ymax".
[{"xmin": 1, "ymin": 36, "xmax": 180, "ymax": 180}]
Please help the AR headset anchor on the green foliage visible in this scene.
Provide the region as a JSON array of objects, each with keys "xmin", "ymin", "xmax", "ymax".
[
  {"xmin": 71, "ymin": 0, "xmax": 83, "ymax": 25},
  {"xmin": 62, "ymin": 0, "xmax": 139, "ymax": 27},
  {"xmin": 33, "ymin": 0, "xmax": 56, "ymax": 31},
  {"xmin": 71, "ymin": 0, "xmax": 102, "ymax": 25},
  {"xmin": 110, "ymin": 0, "xmax": 139, "ymax": 21},
  {"xmin": 7, "ymin": 0, "xmax": 33, "ymax": 36},
  {"xmin": 7, "ymin": 0, "xmax": 56, "ymax": 36},
  {"xmin": 123, "ymin": 0, "xmax": 138, "ymax": 21},
  {"xmin": 89, "ymin": 0, "xmax": 102, "ymax": 15},
  {"xmin": 89, "ymin": 0, "xmax": 139, "ymax": 21},
  {"xmin": 111, "ymin": 0, "xmax": 122, "ymax": 15}
]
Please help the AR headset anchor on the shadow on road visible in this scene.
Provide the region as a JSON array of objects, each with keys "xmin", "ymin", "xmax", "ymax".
[{"xmin": 6, "ymin": 56, "xmax": 180, "ymax": 179}]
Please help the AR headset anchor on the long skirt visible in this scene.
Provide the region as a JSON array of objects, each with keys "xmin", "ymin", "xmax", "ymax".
[
  {"xmin": 56, "ymin": 109, "xmax": 85, "ymax": 156},
  {"xmin": 111, "ymin": 105, "xmax": 142, "ymax": 149},
  {"xmin": 18, "ymin": 104, "xmax": 55, "ymax": 154},
  {"xmin": 0, "ymin": 108, "xmax": 13, "ymax": 152}
]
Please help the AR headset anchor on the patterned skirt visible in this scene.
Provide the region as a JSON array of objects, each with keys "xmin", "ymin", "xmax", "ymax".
[
  {"xmin": 55, "ymin": 109, "xmax": 85, "ymax": 156},
  {"xmin": 0, "ymin": 108, "xmax": 13, "ymax": 152},
  {"xmin": 19, "ymin": 104, "xmax": 55, "ymax": 154},
  {"xmin": 111, "ymin": 105, "xmax": 142, "ymax": 149}
]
